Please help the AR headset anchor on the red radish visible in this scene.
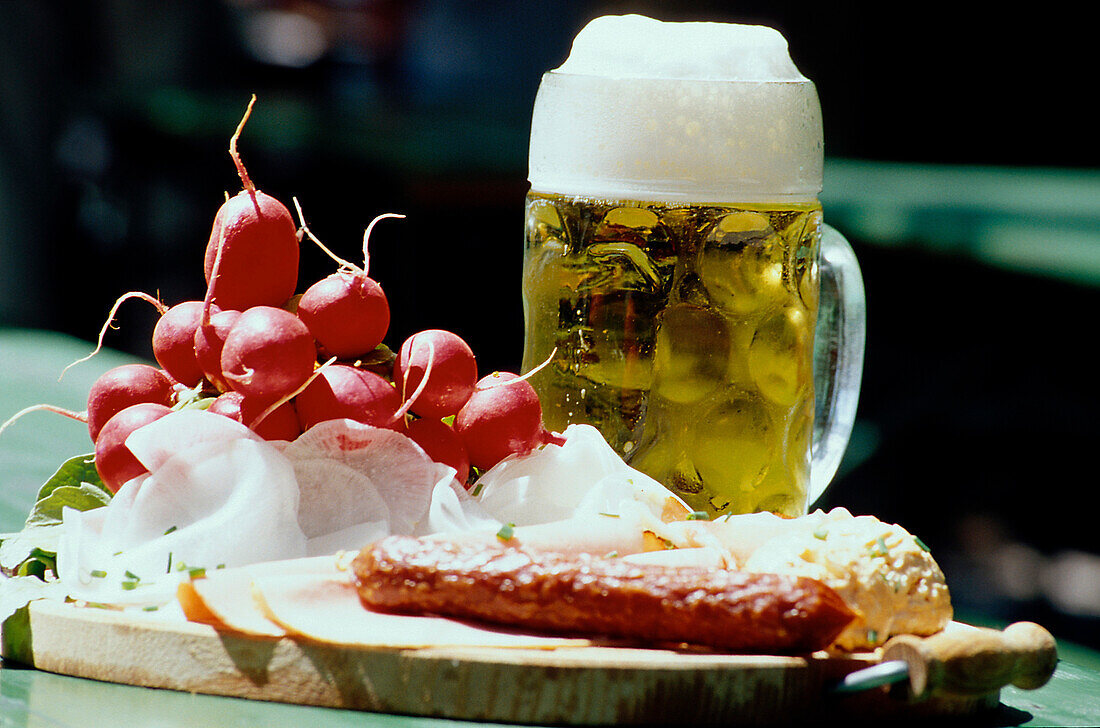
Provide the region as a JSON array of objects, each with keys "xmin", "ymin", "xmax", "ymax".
[
  {"xmin": 295, "ymin": 202, "xmax": 401, "ymax": 358},
  {"xmin": 208, "ymin": 391, "xmax": 301, "ymax": 441},
  {"xmin": 94, "ymin": 402, "xmax": 172, "ymax": 493},
  {"xmin": 220, "ymin": 306, "xmax": 317, "ymax": 402},
  {"xmin": 294, "ymin": 364, "xmax": 401, "ymax": 431},
  {"xmin": 153, "ymin": 300, "xmax": 211, "ymax": 387},
  {"xmin": 393, "ymin": 329, "xmax": 477, "ymax": 419},
  {"xmin": 203, "ymin": 96, "xmax": 299, "ymax": 311},
  {"xmin": 195, "ymin": 193, "xmax": 240, "ymax": 392},
  {"xmin": 86, "ymin": 364, "xmax": 175, "ymax": 442},
  {"xmin": 454, "ymin": 372, "xmax": 556, "ymax": 472},
  {"xmin": 194, "ymin": 308, "xmax": 241, "ymax": 392},
  {"xmin": 403, "ymin": 417, "xmax": 471, "ymax": 485},
  {"xmin": 297, "ymin": 273, "xmax": 389, "ymax": 358}
]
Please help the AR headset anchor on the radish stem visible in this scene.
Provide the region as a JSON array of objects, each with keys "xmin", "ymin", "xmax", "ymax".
[{"xmin": 229, "ymin": 95, "xmax": 257, "ymax": 193}]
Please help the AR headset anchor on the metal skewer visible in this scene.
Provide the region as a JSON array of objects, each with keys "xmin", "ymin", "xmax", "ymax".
[{"xmin": 833, "ymin": 659, "xmax": 911, "ymax": 694}]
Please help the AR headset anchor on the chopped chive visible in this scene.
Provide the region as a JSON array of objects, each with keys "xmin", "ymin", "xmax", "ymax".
[
  {"xmin": 496, "ymin": 523, "xmax": 515, "ymax": 541},
  {"xmin": 471, "ymin": 482, "xmax": 485, "ymax": 497},
  {"xmin": 166, "ymin": 552, "xmax": 173, "ymax": 574},
  {"xmin": 598, "ymin": 512, "xmax": 620, "ymax": 518},
  {"xmin": 686, "ymin": 510, "xmax": 710, "ymax": 521},
  {"xmin": 89, "ymin": 569, "xmax": 107, "ymax": 579},
  {"xmin": 187, "ymin": 567, "xmax": 206, "ymax": 579},
  {"xmin": 216, "ymin": 563, "xmax": 226, "ymax": 570},
  {"xmin": 120, "ymin": 580, "xmax": 139, "ymax": 591},
  {"xmin": 914, "ymin": 535, "xmax": 930, "ymax": 552},
  {"xmin": 869, "ymin": 536, "xmax": 889, "ymax": 558},
  {"xmin": 124, "ymin": 570, "xmax": 140, "ymax": 581},
  {"xmin": 163, "ymin": 526, "xmax": 178, "ymax": 535},
  {"xmin": 143, "ymin": 605, "xmax": 160, "ymax": 612},
  {"xmin": 604, "ymin": 551, "xmax": 619, "ymax": 559},
  {"xmin": 867, "ymin": 629, "xmax": 879, "ymax": 645}
]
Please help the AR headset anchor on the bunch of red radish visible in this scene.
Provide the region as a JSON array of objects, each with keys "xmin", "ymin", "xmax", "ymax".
[{"xmin": 31, "ymin": 98, "xmax": 562, "ymax": 494}]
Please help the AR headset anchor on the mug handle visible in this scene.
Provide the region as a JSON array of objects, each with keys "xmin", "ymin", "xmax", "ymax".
[{"xmin": 808, "ymin": 224, "xmax": 866, "ymax": 505}]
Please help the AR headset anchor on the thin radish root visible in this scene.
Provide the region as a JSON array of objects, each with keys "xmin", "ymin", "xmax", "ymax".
[
  {"xmin": 294, "ymin": 197, "xmax": 404, "ymax": 277},
  {"xmin": 0, "ymin": 404, "xmax": 88, "ymax": 440},
  {"xmin": 476, "ymin": 347, "xmax": 559, "ymax": 391},
  {"xmin": 59, "ymin": 291, "xmax": 168, "ymax": 381},
  {"xmin": 391, "ymin": 339, "xmax": 435, "ymax": 424},
  {"xmin": 293, "ymin": 197, "xmax": 351, "ymax": 270},
  {"xmin": 361, "ymin": 212, "xmax": 405, "ymax": 277},
  {"xmin": 250, "ymin": 356, "xmax": 336, "ymax": 429}
]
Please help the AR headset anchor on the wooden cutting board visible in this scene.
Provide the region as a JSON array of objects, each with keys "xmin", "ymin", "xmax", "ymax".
[{"xmin": 1, "ymin": 598, "xmax": 1039, "ymax": 726}]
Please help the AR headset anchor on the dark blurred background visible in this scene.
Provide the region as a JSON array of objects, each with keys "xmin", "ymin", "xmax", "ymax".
[{"xmin": 2, "ymin": 2, "xmax": 1097, "ymax": 646}]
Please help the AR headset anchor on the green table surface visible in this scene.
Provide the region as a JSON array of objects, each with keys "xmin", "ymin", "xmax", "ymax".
[{"xmin": 2, "ymin": 327, "xmax": 1099, "ymax": 727}]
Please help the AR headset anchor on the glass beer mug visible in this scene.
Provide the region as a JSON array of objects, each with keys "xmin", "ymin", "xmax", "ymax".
[{"xmin": 520, "ymin": 16, "xmax": 865, "ymax": 517}]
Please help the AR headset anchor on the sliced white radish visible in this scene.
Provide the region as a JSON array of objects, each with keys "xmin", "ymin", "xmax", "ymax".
[
  {"xmin": 423, "ymin": 478, "xmax": 500, "ymax": 536},
  {"xmin": 280, "ymin": 419, "xmax": 456, "ymax": 545},
  {"xmin": 472, "ymin": 424, "xmax": 686, "ymax": 526},
  {"xmin": 126, "ymin": 407, "xmax": 263, "ymax": 472},
  {"xmin": 56, "ymin": 411, "xmax": 307, "ymax": 606}
]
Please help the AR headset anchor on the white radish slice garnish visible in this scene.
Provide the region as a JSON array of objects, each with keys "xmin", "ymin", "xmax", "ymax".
[
  {"xmin": 126, "ymin": 407, "xmax": 265, "ymax": 472},
  {"xmin": 471, "ymin": 424, "xmax": 685, "ymax": 526},
  {"xmin": 56, "ymin": 411, "xmax": 307, "ymax": 605},
  {"xmin": 279, "ymin": 419, "xmax": 457, "ymax": 547}
]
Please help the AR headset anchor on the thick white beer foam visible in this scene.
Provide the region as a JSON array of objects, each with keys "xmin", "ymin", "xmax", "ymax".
[
  {"xmin": 528, "ymin": 15, "xmax": 823, "ymax": 203},
  {"xmin": 556, "ymin": 14, "xmax": 806, "ymax": 82}
]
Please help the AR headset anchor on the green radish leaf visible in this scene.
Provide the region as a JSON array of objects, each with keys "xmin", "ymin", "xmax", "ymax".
[
  {"xmin": 25, "ymin": 483, "xmax": 112, "ymax": 528},
  {"xmin": 33, "ymin": 453, "xmax": 109, "ymax": 504},
  {"xmin": 19, "ymin": 453, "xmax": 112, "ymax": 529}
]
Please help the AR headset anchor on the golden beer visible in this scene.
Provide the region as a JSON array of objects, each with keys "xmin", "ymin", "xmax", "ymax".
[
  {"xmin": 522, "ymin": 193, "xmax": 821, "ymax": 517},
  {"xmin": 522, "ymin": 16, "xmax": 863, "ymax": 516}
]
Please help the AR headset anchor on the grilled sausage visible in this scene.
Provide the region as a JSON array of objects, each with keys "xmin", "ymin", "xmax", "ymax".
[{"xmin": 353, "ymin": 534, "xmax": 855, "ymax": 653}]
